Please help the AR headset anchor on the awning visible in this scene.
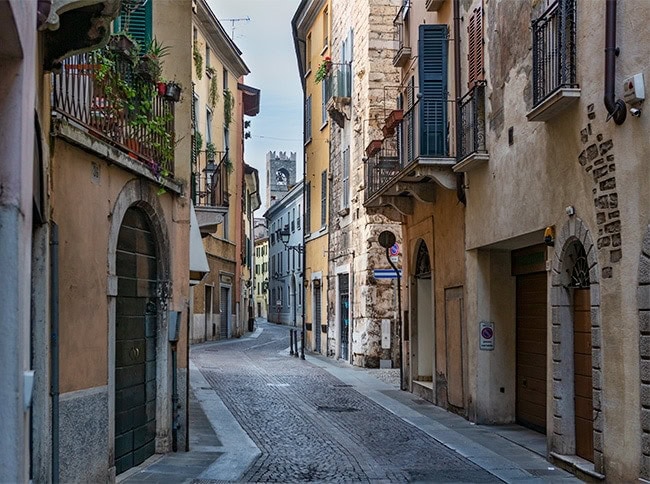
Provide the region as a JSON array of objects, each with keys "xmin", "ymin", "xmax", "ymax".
[{"xmin": 189, "ymin": 201, "xmax": 210, "ymax": 285}]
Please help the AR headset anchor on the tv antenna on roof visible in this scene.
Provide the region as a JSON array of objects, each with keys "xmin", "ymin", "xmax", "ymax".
[{"xmin": 218, "ymin": 17, "xmax": 251, "ymax": 39}]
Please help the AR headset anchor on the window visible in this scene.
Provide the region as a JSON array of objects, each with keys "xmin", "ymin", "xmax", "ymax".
[
  {"xmin": 322, "ymin": 7, "xmax": 329, "ymax": 48},
  {"xmin": 304, "ymin": 183, "xmax": 311, "ymax": 234},
  {"xmin": 305, "ymin": 95, "xmax": 312, "ymax": 143},
  {"xmin": 306, "ymin": 33, "xmax": 312, "ymax": 71},
  {"xmin": 342, "ymin": 147, "xmax": 350, "ymax": 210},
  {"xmin": 193, "ymin": 93, "xmax": 200, "ymax": 130},
  {"xmin": 467, "ymin": 7, "xmax": 484, "ymax": 89},
  {"xmin": 193, "ymin": 27, "xmax": 198, "ymax": 43},
  {"xmin": 206, "ymin": 108, "xmax": 213, "ymax": 144},
  {"xmin": 418, "ymin": 24, "xmax": 448, "ymax": 157},
  {"xmin": 292, "ymin": 208, "xmax": 296, "ymax": 232},
  {"xmin": 321, "ymin": 170, "xmax": 327, "ymax": 227},
  {"xmin": 206, "ymin": 44, "xmax": 211, "ymax": 70},
  {"xmin": 297, "ymin": 204, "xmax": 301, "ymax": 229},
  {"xmin": 321, "ymin": 81, "xmax": 328, "ymax": 126},
  {"xmin": 116, "ymin": 0, "xmax": 152, "ymax": 50},
  {"xmin": 224, "ymin": 127, "xmax": 230, "ymax": 153},
  {"xmin": 223, "ymin": 68, "xmax": 229, "ymax": 90}
]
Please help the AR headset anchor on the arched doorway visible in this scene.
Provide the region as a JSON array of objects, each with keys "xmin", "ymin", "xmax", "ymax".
[
  {"xmin": 412, "ymin": 240, "xmax": 433, "ymax": 393},
  {"xmin": 114, "ymin": 207, "xmax": 158, "ymax": 474},
  {"xmin": 567, "ymin": 242, "xmax": 594, "ymax": 462}
]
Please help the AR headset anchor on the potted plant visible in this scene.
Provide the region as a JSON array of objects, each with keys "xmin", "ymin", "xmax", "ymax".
[
  {"xmin": 384, "ymin": 109, "xmax": 404, "ymax": 130},
  {"xmin": 137, "ymin": 38, "xmax": 169, "ymax": 83},
  {"xmin": 165, "ymin": 82, "xmax": 182, "ymax": 102},
  {"xmin": 205, "ymin": 142, "xmax": 216, "ymax": 162},
  {"xmin": 156, "ymin": 81, "xmax": 167, "ymax": 96},
  {"xmin": 366, "ymin": 139, "xmax": 383, "ymax": 157},
  {"xmin": 314, "ymin": 56, "xmax": 332, "ymax": 83},
  {"xmin": 108, "ymin": 32, "xmax": 137, "ymax": 59},
  {"xmin": 382, "ymin": 125, "xmax": 395, "ymax": 138}
]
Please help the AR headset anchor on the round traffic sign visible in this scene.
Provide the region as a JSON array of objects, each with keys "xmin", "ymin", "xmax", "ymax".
[
  {"xmin": 481, "ymin": 327, "xmax": 493, "ymax": 340},
  {"xmin": 389, "ymin": 243, "xmax": 399, "ymax": 256}
]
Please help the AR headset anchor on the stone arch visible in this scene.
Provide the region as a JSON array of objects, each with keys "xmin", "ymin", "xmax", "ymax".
[
  {"xmin": 550, "ymin": 216, "xmax": 604, "ymax": 472},
  {"xmin": 638, "ymin": 225, "xmax": 650, "ymax": 477},
  {"xmin": 410, "ymin": 238, "xmax": 434, "ymax": 400},
  {"xmin": 107, "ymin": 179, "xmax": 173, "ymax": 469}
]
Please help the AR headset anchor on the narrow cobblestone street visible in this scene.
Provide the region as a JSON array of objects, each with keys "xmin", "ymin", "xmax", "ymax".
[{"xmin": 193, "ymin": 321, "xmax": 496, "ymax": 483}]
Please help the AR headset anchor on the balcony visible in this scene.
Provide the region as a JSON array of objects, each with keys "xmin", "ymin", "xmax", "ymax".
[
  {"xmin": 192, "ymin": 150, "xmax": 231, "ymax": 235},
  {"xmin": 454, "ymin": 83, "xmax": 489, "ymax": 172},
  {"xmin": 425, "ymin": 0, "xmax": 446, "ymax": 12},
  {"xmin": 527, "ymin": 0, "xmax": 579, "ymax": 122},
  {"xmin": 325, "ymin": 63, "xmax": 351, "ymax": 128},
  {"xmin": 364, "ymin": 95, "xmax": 456, "ymax": 216},
  {"xmin": 52, "ymin": 50, "xmax": 179, "ymax": 188},
  {"xmin": 392, "ymin": 4, "xmax": 411, "ymax": 68}
]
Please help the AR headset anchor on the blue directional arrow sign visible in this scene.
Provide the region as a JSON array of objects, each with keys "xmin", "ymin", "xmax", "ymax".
[{"xmin": 373, "ymin": 269, "xmax": 402, "ymax": 279}]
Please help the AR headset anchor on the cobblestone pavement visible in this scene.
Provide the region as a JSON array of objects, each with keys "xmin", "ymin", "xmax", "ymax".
[{"xmin": 192, "ymin": 321, "xmax": 498, "ymax": 483}]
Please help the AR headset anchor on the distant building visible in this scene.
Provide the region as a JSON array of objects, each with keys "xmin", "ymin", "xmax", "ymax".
[
  {"xmin": 265, "ymin": 182, "xmax": 304, "ymax": 327},
  {"xmin": 254, "ymin": 218, "xmax": 269, "ymax": 318},
  {"xmin": 266, "ymin": 150, "xmax": 297, "ymax": 207}
]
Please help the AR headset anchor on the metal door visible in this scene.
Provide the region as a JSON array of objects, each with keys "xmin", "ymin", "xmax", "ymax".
[
  {"xmin": 339, "ymin": 274, "xmax": 349, "ymax": 360},
  {"xmin": 220, "ymin": 286, "xmax": 230, "ymax": 339},
  {"xmin": 314, "ymin": 283, "xmax": 321, "ymax": 352},
  {"xmin": 115, "ymin": 208, "xmax": 157, "ymax": 475}
]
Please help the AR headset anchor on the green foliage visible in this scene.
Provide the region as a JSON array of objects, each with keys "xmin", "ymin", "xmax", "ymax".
[
  {"xmin": 223, "ymin": 89, "xmax": 234, "ymax": 128},
  {"xmin": 314, "ymin": 56, "xmax": 332, "ymax": 83},
  {"xmin": 193, "ymin": 41, "xmax": 203, "ymax": 80},
  {"xmin": 206, "ymin": 142, "xmax": 216, "ymax": 161},
  {"xmin": 207, "ymin": 66, "xmax": 218, "ymax": 107}
]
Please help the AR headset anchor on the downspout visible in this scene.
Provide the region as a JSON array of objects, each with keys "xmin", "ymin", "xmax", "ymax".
[
  {"xmin": 453, "ymin": 0, "xmax": 466, "ymax": 204},
  {"xmin": 50, "ymin": 222, "xmax": 59, "ymax": 483},
  {"xmin": 604, "ymin": 0, "xmax": 626, "ymax": 125}
]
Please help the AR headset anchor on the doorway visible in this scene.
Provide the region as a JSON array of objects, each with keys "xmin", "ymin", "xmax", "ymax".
[
  {"xmin": 114, "ymin": 207, "xmax": 158, "ymax": 475},
  {"xmin": 314, "ymin": 282, "xmax": 322, "ymax": 353},
  {"xmin": 339, "ymin": 274, "xmax": 350, "ymax": 360},
  {"xmin": 204, "ymin": 285, "xmax": 213, "ymax": 341},
  {"xmin": 573, "ymin": 287, "xmax": 593, "ymax": 461},
  {"xmin": 220, "ymin": 286, "xmax": 230, "ymax": 339}
]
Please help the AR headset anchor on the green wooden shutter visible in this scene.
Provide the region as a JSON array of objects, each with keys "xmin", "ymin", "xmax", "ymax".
[
  {"xmin": 418, "ymin": 24, "xmax": 448, "ymax": 157},
  {"xmin": 115, "ymin": 0, "xmax": 152, "ymax": 52}
]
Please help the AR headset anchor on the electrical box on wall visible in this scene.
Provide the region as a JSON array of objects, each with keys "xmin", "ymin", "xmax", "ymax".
[{"xmin": 623, "ymin": 73, "xmax": 645, "ymax": 105}]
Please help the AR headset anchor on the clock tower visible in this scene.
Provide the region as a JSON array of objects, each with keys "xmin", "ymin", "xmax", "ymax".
[{"xmin": 266, "ymin": 151, "xmax": 297, "ymax": 207}]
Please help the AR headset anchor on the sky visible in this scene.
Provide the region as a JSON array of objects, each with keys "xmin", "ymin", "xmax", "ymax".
[{"xmin": 207, "ymin": 0, "xmax": 304, "ymax": 215}]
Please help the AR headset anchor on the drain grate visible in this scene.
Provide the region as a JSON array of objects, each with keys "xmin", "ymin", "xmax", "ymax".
[{"xmin": 317, "ymin": 405, "xmax": 359, "ymax": 413}]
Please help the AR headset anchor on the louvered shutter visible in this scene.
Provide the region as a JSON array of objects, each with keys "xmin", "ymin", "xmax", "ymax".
[
  {"xmin": 116, "ymin": 0, "xmax": 152, "ymax": 52},
  {"xmin": 418, "ymin": 24, "xmax": 448, "ymax": 157},
  {"xmin": 467, "ymin": 6, "xmax": 484, "ymax": 88}
]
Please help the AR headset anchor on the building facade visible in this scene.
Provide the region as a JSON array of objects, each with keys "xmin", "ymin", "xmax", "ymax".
[
  {"xmin": 189, "ymin": 0, "xmax": 260, "ymax": 343},
  {"xmin": 265, "ymin": 182, "xmax": 305, "ymax": 328},
  {"xmin": 254, "ymin": 218, "xmax": 270, "ymax": 318}
]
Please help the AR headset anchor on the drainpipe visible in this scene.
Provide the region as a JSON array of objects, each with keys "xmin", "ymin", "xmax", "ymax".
[
  {"xmin": 604, "ymin": 0, "xmax": 626, "ymax": 125},
  {"xmin": 453, "ymin": 0, "xmax": 467, "ymax": 204},
  {"xmin": 50, "ymin": 222, "xmax": 60, "ymax": 483}
]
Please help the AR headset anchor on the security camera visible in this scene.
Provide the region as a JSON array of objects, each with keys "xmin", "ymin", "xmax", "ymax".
[{"xmin": 630, "ymin": 107, "xmax": 642, "ymax": 117}]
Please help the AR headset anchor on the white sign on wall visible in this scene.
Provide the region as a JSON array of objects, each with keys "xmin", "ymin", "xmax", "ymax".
[
  {"xmin": 381, "ymin": 319, "xmax": 391, "ymax": 349},
  {"xmin": 479, "ymin": 321, "xmax": 494, "ymax": 351}
]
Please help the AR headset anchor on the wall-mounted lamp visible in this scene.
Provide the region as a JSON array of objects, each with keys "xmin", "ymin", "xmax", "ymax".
[{"xmin": 544, "ymin": 226, "xmax": 555, "ymax": 247}]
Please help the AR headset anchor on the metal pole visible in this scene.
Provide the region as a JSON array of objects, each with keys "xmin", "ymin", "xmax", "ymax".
[
  {"xmin": 50, "ymin": 222, "xmax": 60, "ymax": 483},
  {"xmin": 385, "ymin": 247, "xmax": 404, "ymax": 391}
]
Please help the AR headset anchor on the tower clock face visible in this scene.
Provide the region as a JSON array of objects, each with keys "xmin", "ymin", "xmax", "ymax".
[{"xmin": 275, "ymin": 170, "xmax": 288, "ymax": 185}]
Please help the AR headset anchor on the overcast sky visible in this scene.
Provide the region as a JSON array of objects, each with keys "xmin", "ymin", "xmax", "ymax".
[{"xmin": 207, "ymin": 0, "xmax": 304, "ymax": 214}]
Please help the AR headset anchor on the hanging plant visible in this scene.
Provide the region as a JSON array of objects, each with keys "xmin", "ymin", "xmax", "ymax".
[
  {"xmin": 207, "ymin": 66, "xmax": 218, "ymax": 107},
  {"xmin": 205, "ymin": 142, "xmax": 216, "ymax": 162},
  {"xmin": 314, "ymin": 56, "xmax": 332, "ymax": 83},
  {"xmin": 223, "ymin": 89, "xmax": 234, "ymax": 128},
  {"xmin": 193, "ymin": 41, "xmax": 203, "ymax": 80}
]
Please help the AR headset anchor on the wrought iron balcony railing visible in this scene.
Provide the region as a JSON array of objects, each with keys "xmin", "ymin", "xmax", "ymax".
[
  {"xmin": 457, "ymin": 83, "xmax": 487, "ymax": 161},
  {"xmin": 192, "ymin": 151, "xmax": 230, "ymax": 208},
  {"xmin": 366, "ymin": 137, "xmax": 400, "ymax": 200},
  {"xmin": 325, "ymin": 63, "xmax": 351, "ymax": 103},
  {"xmin": 531, "ymin": 0, "xmax": 577, "ymax": 106},
  {"xmin": 52, "ymin": 51, "xmax": 176, "ymax": 177},
  {"xmin": 401, "ymin": 95, "xmax": 449, "ymax": 164}
]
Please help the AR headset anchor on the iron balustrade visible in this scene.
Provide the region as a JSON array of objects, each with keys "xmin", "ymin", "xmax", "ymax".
[
  {"xmin": 457, "ymin": 83, "xmax": 487, "ymax": 160},
  {"xmin": 192, "ymin": 151, "xmax": 230, "ymax": 208},
  {"xmin": 366, "ymin": 94, "xmax": 450, "ymax": 200},
  {"xmin": 324, "ymin": 63, "xmax": 351, "ymax": 103},
  {"xmin": 52, "ymin": 51, "xmax": 176, "ymax": 177},
  {"xmin": 366, "ymin": 136, "xmax": 400, "ymax": 199},
  {"xmin": 531, "ymin": 0, "xmax": 577, "ymax": 106}
]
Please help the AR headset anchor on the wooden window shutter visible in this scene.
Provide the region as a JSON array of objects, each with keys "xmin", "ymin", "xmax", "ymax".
[
  {"xmin": 418, "ymin": 24, "xmax": 448, "ymax": 157},
  {"xmin": 467, "ymin": 6, "xmax": 484, "ymax": 88},
  {"xmin": 116, "ymin": 0, "xmax": 152, "ymax": 51}
]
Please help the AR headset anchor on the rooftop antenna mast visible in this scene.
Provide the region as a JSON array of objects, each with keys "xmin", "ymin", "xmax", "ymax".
[{"xmin": 218, "ymin": 16, "xmax": 251, "ymax": 39}]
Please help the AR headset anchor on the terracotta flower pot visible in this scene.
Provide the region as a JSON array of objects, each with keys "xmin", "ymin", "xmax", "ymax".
[
  {"xmin": 365, "ymin": 139, "xmax": 382, "ymax": 158},
  {"xmin": 384, "ymin": 109, "xmax": 404, "ymax": 130}
]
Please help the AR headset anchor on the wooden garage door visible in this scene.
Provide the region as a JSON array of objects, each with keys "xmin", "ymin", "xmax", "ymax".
[{"xmin": 516, "ymin": 272, "xmax": 547, "ymax": 433}]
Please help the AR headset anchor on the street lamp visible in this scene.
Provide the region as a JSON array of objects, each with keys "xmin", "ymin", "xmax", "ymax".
[{"xmin": 279, "ymin": 224, "xmax": 305, "ymax": 359}]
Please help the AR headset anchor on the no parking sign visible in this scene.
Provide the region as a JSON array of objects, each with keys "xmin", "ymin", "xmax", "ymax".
[{"xmin": 479, "ymin": 321, "xmax": 494, "ymax": 351}]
